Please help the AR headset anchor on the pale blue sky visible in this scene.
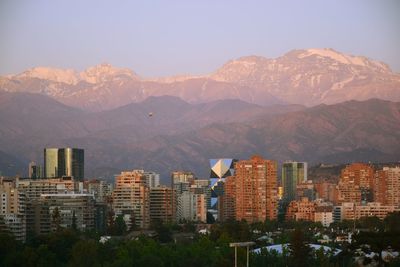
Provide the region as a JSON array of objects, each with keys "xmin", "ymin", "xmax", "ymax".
[{"xmin": 0, "ymin": 0, "xmax": 399, "ymax": 76}]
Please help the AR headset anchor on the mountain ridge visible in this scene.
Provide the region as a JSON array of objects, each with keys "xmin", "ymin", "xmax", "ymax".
[{"xmin": 1, "ymin": 48, "xmax": 399, "ymax": 111}]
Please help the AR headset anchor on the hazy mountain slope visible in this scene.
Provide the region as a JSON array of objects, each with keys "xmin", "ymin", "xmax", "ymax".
[
  {"xmin": 0, "ymin": 93, "xmax": 298, "ymax": 176},
  {"xmin": 1, "ymin": 92, "xmax": 398, "ymax": 181},
  {"xmin": 82, "ymin": 99, "xmax": 399, "ymax": 180}
]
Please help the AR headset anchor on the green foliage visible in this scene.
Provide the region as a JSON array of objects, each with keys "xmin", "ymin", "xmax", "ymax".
[
  {"xmin": 70, "ymin": 240, "xmax": 100, "ymax": 267},
  {"xmin": 288, "ymin": 228, "xmax": 312, "ymax": 267},
  {"xmin": 384, "ymin": 211, "xmax": 400, "ymax": 232},
  {"xmin": 111, "ymin": 215, "xmax": 127, "ymax": 235},
  {"xmin": 357, "ymin": 216, "xmax": 383, "ymax": 231},
  {"xmin": 2, "ymin": 217, "xmax": 400, "ymax": 267},
  {"xmin": 51, "ymin": 207, "xmax": 61, "ymax": 232},
  {"xmin": 152, "ymin": 219, "xmax": 172, "ymax": 243}
]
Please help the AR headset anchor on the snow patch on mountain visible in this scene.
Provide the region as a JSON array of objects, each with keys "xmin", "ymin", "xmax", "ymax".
[
  {"xmin": 12, "ymin": 63, "xmax": 140, "ymax": 85},
  {"xmin": 298, "ymin": 48, "xmax": 390, "ymax": 71},
  {"xmin": 16, "ymin": 67, "xmax": 80, "ymax": 85}
]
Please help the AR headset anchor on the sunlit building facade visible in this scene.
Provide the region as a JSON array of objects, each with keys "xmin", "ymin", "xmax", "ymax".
[
  {"xmin": 112, "ymin": 171, "xmax": 150, "ymax": 229},
  {"xmin": 234, "ymin": 155, "xmax": 278, "ymax": 223}
]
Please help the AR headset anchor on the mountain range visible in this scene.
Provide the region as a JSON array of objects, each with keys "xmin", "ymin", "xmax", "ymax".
[
  {"xmin": 1, "ymin": 48, "xmax": 399, "ymax": 182},
  {"xmin": 1, "ymin": 48, "xmax": 399, "ymax": 111}
]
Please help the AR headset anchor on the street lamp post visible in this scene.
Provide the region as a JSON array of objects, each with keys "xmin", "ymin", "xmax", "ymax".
[{"xmin": 229, "ymin": 242, "xmax": 255, "ymax": 267}]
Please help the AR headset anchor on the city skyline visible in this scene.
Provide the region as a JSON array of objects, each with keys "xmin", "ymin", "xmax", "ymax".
[{"xmin": 1, "ymin": 1, "xmax": 400, "ymax": 265}]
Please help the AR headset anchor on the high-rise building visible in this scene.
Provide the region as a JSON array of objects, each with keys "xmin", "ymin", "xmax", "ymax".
[
  {"xmin": 296, "ymin": 180, "xmax": 316, "ymax": 201},
  {"xmin": 112, "ymin": 171, "xmax": 150, "ymax": 229},
  {"xmin": 373, "ymin": 167, "xmax": 400, "ymax": 206},
  {"xmin": 234, "ymin": 155, "xmax": 278, "ymax": 223},
  {"xmin": 44, "ymin": 148, "xmax": 59, "ymax": 178},
  {"xmin": 171, "ymin": 171, "xmax": 195, "ymax": 185},
  {"xmin": 176, "ymin": 191, "xmax": 207, "ymax": 222},
  {"xmin": 171, "ymin": 171, "xmax": 209, "ymax": 223},
  {"xmin": 149, "ymin": 186, "xmax": 175, "ymax": 224},
  {"xmin": 17, "ymin": 177, "xmax": 77, "ymax": 200},
  {"xmin": 337, "ymin": 163, "xmax": 374, "ymax": 204},
  {"xmin": 85, "ymin": 179, "xmax": 113, "ymax": 203},
  {"xmin": 218, "ymin": 175, "xmax": 236, "ymax": 222},
  {"xmin": 0, "ymin": 178, "xmax": 26, "ymax": 242},
  {"xmin": 39, "ymin": 193, "xmax": 95, "ymax": 232},
  {"xmin": 315, "ymin": 181, "xmax": 337, "ymax": 204},
  {"xmin": 44, "ymin": 148, "xmax": 84, "ymax": 181},
  {"xmin": 143, "ymin": 171, "xmax": 160, "ymax": 188},
  {"xmin": 28, "ymin": 161, "xmax": 42, "ymax": 179},
  {"xmin": 282, "ymin": 161, "xmax": 307, "ymax": 202}
]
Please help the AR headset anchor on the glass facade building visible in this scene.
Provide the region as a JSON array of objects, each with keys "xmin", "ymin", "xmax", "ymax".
[
  {"xmin": 44, "ymin": 148, "xmax": 84, "ymax": 181},
  {"xmin": 282, "ymin": 161, "xmax": 307, "ymax": 202}
]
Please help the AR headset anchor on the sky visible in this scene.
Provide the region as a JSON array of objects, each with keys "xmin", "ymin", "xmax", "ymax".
[{"xmin": 0, "ymin": 0, "xmax": 399, "ymax": 77}]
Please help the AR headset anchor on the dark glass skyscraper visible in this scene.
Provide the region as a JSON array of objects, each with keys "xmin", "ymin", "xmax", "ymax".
[
  {"xmin": 282, "ymin": 161, "xmax": 307, "ymax": 202},
  {"xmin": 44, "ymin": 148, "xmax": 84, "ymax": 181}
]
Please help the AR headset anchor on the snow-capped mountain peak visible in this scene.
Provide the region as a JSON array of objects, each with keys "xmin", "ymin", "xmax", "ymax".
[
  {"xmin": 16, "ymin": 67, "xmax": 80, "ymax": 85},
  {"xmin": 80, "ymin": 63, "xmax": 140, "ymax": 84}
]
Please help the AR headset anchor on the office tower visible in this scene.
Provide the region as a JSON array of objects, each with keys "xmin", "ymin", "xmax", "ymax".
[
  {"xmin": 28, "ymin": 161, "xmax": 42, "ymax": 179},
  {"xmin": 0, "ymin": 178, "xmax": 26, "ymax": 242},
  {"xmin": 282, "ymin": 161, "xmax": 308, "ymax": 202},
  {"xmin": 44, "ymin": 148, "xmax": 84, "ymax": 181},
  {"xmin": 337, "ymin": 163, "xmax": 374, "ymax": 204},
  {"xmin": 44, "ymin": 148, "xmax": 59, "ymax": 178},
  {"xmin": 209, "ymin": 159, "xmax": 236, "ymax": 211},
  {"xmin": 234, "ymin": 155, "xmax": 278, "ymax": 223},
  {"xmin": 373, "ymin": 167, "xmax": 400, "ymax": 206},
  {"xmin": 149, "ymin": 186, "xmax": 175, "ymax": 224},
  {"xmin": 112, "ymin": 171, "xmax": 150, "ymax": 229}
]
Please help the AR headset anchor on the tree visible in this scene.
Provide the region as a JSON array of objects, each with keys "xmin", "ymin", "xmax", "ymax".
[
  {"xmin": 384, "ymin": 212, "xmax": 400, "ymax": 232},
  {"xmin": 51, "ymin": 207, "xmax": 61, "ymax": 232},
  {"xmin": 152, "ymin": 219, "xmax": 172, "ymax": 243},
  {"xmin": 70, "ymin": 240, "xmax": 100, "ymax": 267},
  {"xmin": 288, "ymin": 228, "xmax": 311, "ymax": 267},
  {"xmin": 71, "ymin": 210, "xmax": 77, "ymax": 231},
  {"xmin": 129, "ymin": 211, "xmax": 136, "ymax": 231},
  {"xmin": 358, "ymin": 216, "xmax": 383, "ymax": 231},
  {"xmin": 207, "ymin": 212, "xmax": 215, "ymax": 224},
  {"xmin": 36, "ymin": 244, "xmax": 58, "ymax": 267},
  {"xmin": 115, "ymin": 215, "xmax": 127, "ymax": 235}
]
